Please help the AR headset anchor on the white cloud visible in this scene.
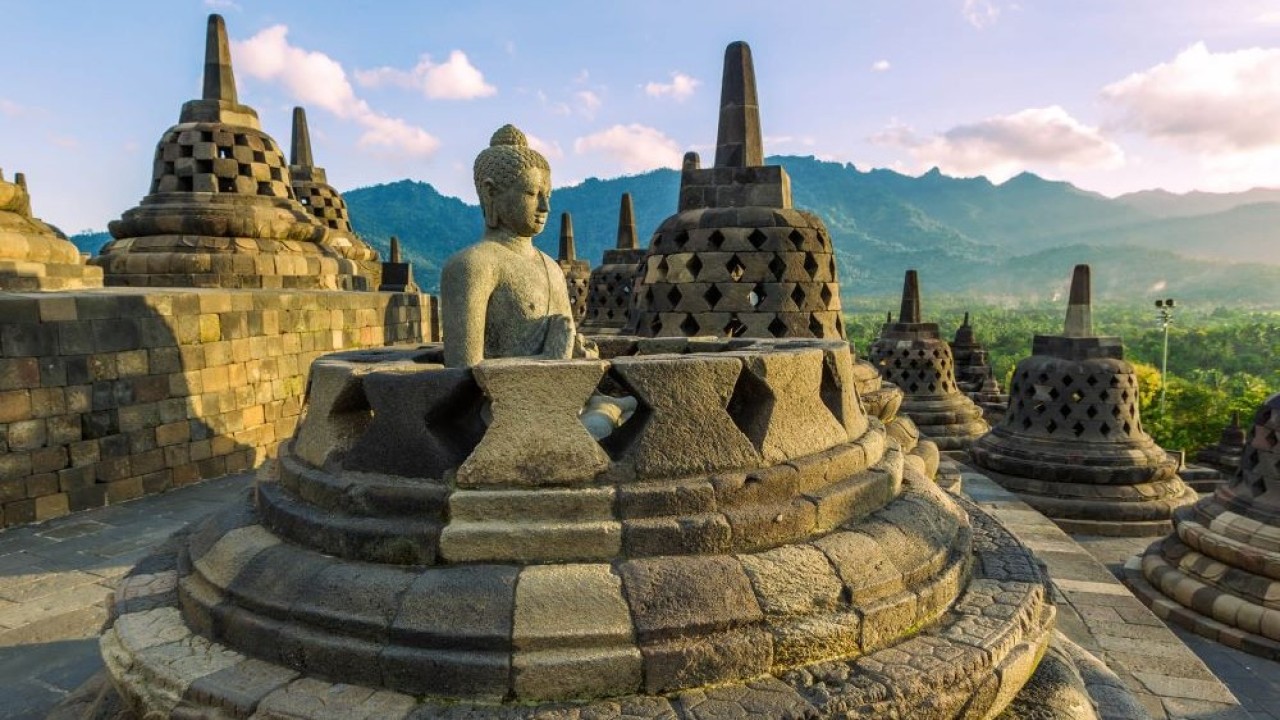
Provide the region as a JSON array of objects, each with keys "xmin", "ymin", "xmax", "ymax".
[
  {"xmin": 873, "ymin": 106, "xmax": 1124, "ymax": 180},
  {"xmin": 645, "ymin": 72, "xmax": 700, "ymax": 101},
  {"xmin": 573, "ymin": 124, "xmax": 682, "ymax": 173},
  {"xmin": 962, "ymin": 0, "xmax": 1000, "ymax": 28},
  {"xmin": 575, "ymin": 90, "xmax": 602, "ymax": 118},
  {"xmin": 871, "ymin": 60, "xmax": 891, "ymax": 72},
  {"xmin": 0, "ymin": 98, "xmax": 27, "ymax": 117},
  {"xmin": 355, "ymin": 50, "xmax": 496, "ymax": 100},
  {"xmin": 1102, "ymin": 42, "xmax": 1280, "ymax": 153},
  {"xmin": 232, "ymin": 25, "xmax": 439, "ymax": 157},
  {"xmin": 525, "ymin": 132, "xmax": 564, "ymax": 160}
]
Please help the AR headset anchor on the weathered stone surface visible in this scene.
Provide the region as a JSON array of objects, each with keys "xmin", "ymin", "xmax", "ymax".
[
  {"xmin": 609, "ymin": 354, "xmax": 760, "ymax": 478},
  {"xmin": 620, "ymin": 555, "xmax": 763, "ymax": 642},
  {"xmin": 732, "ymin": 349, "xmax": 848, "ymax": 463},
  {"xmin": 254, "ymin": 677, "xmax": 416, "ymax": 720},
  {"xmin": 458, "ymin": 359, "xmax": 610, "ymax": 487}
]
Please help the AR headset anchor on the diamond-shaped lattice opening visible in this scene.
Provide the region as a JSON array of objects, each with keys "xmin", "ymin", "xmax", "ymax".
[
  {"xmin": 1038, "ymin": 373, "xmax": 1050, "ymax": 383},
  {"xmin": 1109, "ymin": 376, "xmax": 1121, "ymax": 388},
  {"xmin": 748, "ymin": 229, "xmax": 767, "ymax": 250},
  {"xmin": 1072, "ymin": 421, "xmax": 1085, "ymax": 437},
  {"xmin": 1086, "ymin": 375, "xmax": 1099, "ymax": 387},
  {"xmin": 1034, "ymin": 402, "xmax": 1047, "ymax": 415},
  {"xmin": 1048, "ymin": 387, "xmax": 1060, "ymax": 400},
  {"xmin": 819, "ymin": 284, "xmax": 833, "ymax": 307},
  {"xmin": 704, "ymin": 284, "xmax": 723, "ymax": 308},
  {"xmin": 673, "ymin": 230, "xmax": 690, "ymax": 248},
  {"xmin": 819, "ymin": 354, "xmax": 845, "ymax": 424},
  {"xmin": 804, "ymin": 254, "xmax": 820, "ymax": 279},
  {"xmin": 724, "ymin": 317, "xmax": 747, "ymax": 337},
  {"xmin": 1120, "ymin": 390, "xmax": 1129, "ymax": 402},
  {"xmin": 643, "ymin": 287, "xmax": 655, "ymax": 307},
  {"xmin": 1045, "ymin": 419, "xmax": 1058, "ymax": 434},
  {"xmin": 1086, "ymin": 406, "xmax": 1098, "ymax": 418},
  {"xmin": 768, "ymin": 255, "xmax": 787, "ymax": 280},
  {"xmin": 1259, "ymin": 428, "xmax": 1278, "ymax": 449},
  {"xmin": 790, "ymin": 285, "xmax": 807, "ymax": 308},
  {"xmin": 709, "ymin": 230, "xmax": 726, "ymax": 249},
  {"xmin": 726, "ymin": 255, "xmax": 747, "ymax": 282},
  {"xmin": 649, "ymin": 317, "xmax": 663, "ymax": 335},
  {"xmin": 1122, "ymin": 421, "xmax": 1132, "ymax": 435},
  {"xmin": 768, "ymin": 317, "xmax": 789, "ymax": 338},
  {"xmin": 1099, "ymin": 422, "xmax": 1112, "ymax": 436},
  {"xmin": 788, "ymin": 229, "xmax": 805, "ymax": 250},
  {"xmin": 748, "ymin": 283, "xmax": 764, "ymax": 308},
  {"xmin": 1022, "ymin": 416, "xmax": 1033, "ymax": 430},
  {"xmin": 680, "ymin": 315, "xmax": 700, "ymax": 336},
  {"xmin": 809, "ymin": 315, "xmax": 825, "ymax": 338},
  {"xmin": 656, "ymin": 257, "xmax": 669, "ymax": 279},
  {"xmin": 1062, "ymin": 374, "xmax": 1074, "ymax": 387},
  {"xmin": 1070, "ymin": 390, "xmax": 1085, "ymax": 403},
  {"xmin": 726, "ymin": 365, "xmax": 773, "ymax": 452},
  {"xmin": 1111, "ymin": 406, "xmax": 1122, "ymax": 418},
  {"xmin": 1058, "ymin": 404, "xmax": 1071, "ymax": 418},
  {"xmin": 686, "ymin": 254, "xmax": 704, "ymax": 280},
  {"xmin": 908, "ymin": 381, "xmax": 921, "ymax": 392},
  {"xmin": 667, "ymin": 286, "xmax": 683, "ymax": 308}
]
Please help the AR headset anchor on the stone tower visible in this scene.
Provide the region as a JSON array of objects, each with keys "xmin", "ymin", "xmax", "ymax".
[
  {"xmin": 868, "ymin": 270, "xmax": 988, "ymax": 450},
  {"xmin": 91, "ymin": 15, "xmax": 361, "ymax": 289},
  {"xmin": 555, "ymin": 212, "xmax": 590, "ymax": 323},
  {"xmin": 629, "ymin": 42, "xmax": 842, "ymax": 339},
  {"xmin": 1128, "ymin": 393, "xmax": 1280, "ymax": 659},
  {"xmin": 1195, "ymin": 411, "xmax": 1247, "ymax": 477},
  {"xmin": 288, "ymin": 106, "xmax": 381, "ymax": 289},
  {"xmin": 581, "ymin": 193, "xmax": 646, "ymax": 333},
  {"xmin": 970, "ymin": 264, "xmax": 1197, "ymax": 535},
  {"xmin": 950, "ymin": 311, "xmax": 1009, "ymax": 422},
  {"xmin": 0, "ymin": 170, "xmax": 102, "ymax": 290}
]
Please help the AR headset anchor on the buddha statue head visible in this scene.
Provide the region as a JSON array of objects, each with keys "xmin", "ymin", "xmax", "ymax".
[{"xmin": 474, "ymin": 125, "xmax": 551, "ymax": 239}]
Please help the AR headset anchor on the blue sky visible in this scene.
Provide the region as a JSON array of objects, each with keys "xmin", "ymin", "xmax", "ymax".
[{"xmin": 1, "ymin": 0, "xmax": 1278, "ymax": 232}]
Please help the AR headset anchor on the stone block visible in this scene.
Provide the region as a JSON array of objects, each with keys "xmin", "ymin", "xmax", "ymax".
[
  {"xmin": 253, "ymin": 678, "xmax": 415, "ymax": 720},
  {"xmin": 457, "ymin": 359, "xmax": 610, "ymax": 487},
  {"xmin": 193, "ymin": 525, "xmax": 282, "ymax": 589},
  {"xmin": 731, "ymin": 349, "xmax": 847, "ymax": 463},
  {"xmin": 620, "ymin": 555, "xmax": 762, "ymax": 643},
  {"xmin": 814, "ymin": 530, "xmax": 907, "ymax": 604},
  {"xmin": 737, "ymin": 544, "xmax": 844, "ymax": 617},
  {"xmin": 641, "ymin": 627, "xmax": 773, "ymax": 695}
]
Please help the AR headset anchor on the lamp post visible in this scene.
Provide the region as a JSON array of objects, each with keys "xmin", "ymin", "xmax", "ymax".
[{"xmin": 1155, "ymin": 298, "xmax": 1176, "ymax": 416}]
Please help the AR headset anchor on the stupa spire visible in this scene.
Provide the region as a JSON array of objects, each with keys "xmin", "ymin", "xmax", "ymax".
[
  {"xmin": 714, "ymin": 41, "xmax": 763, "ymax": 168},
  {"xmin": 1063, "ymin": 264, "xmax": 1093, "ymax": 337},
  {"xmin": 558, "ymin": 212, "xmax": 576, "ymax": 261},
  {"xmin": 202, "ymin": 14, "xmax": 238, "ymax": 104},
  {"xmin": 291, "ymin": 107, "xmax": 314, "ymax": 168},
  {"xmin": 616, "ymin": 193, "xmax": 637, "ymax": 250},
  {"xmin": 899, "ymin": 270, "xmax": 922, "ymax": 324}
]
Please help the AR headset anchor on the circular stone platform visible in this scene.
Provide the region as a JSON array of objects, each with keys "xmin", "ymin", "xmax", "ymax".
[{"xmin": 95, "ymin": 337, "xmax": 1064, "ymax": 719}]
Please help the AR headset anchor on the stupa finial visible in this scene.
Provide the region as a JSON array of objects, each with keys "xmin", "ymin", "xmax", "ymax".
[
  {"xmin": 291, "ymin": 107, "xmax": 314, "ymax": 168},
  {"xmin": 616, "ymin": 193, "xmax": 637, "ymax": 250},
  {"xmin": 202, "ymin": 14, "xmax": 238, "ymax": 104},
  {"xmin": 962, "ymin": 311, "xmax": 971, "ymax": 327},
  {"xmin": 558, "ymin": 212, "xmax": 576, "ymax": 261},
  {"xmin": 899, "ymin": 269, "xmax": 922, "ymax": 324},
  {"xmin": 714, "ymin": 41, "xmax": 763, "ymax": 168},
  {"xmin": 1063, "ymin": 264, "xmax": 1093, "ymax": 337},
  {"xmin": 389, "ymin": 236, "xmax": 401, "ymax": 263}
]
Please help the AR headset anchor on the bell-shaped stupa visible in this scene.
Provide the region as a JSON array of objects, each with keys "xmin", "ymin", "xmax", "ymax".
[
  {"xmin": 0, "ymin": 170, "xmax": 102, "ymax": 290},
  {"xmin": 1128, "ymin": 393, "xmax": 1280, "ymax": 659},
  {"xmin": 1195, "ymin": 411, "xmax": 1248, "ymax": 477},
  {"xmin": 629, "ymin": 42, "xmax": 842, "ymax": 339},
  {"xmin": 868, "ymin": 271, "xmax": 988, "ymax": 450},
  {"xmin": 581, "ymin": 193, "xmax": 646, "ymax": 333},
  {"xmin": 91, "ymin": 15, "xmax": 361, "ymax": 289},
  {"xmin": 950, "ymin": 311, "xmax": 1010, "ymax": 423},
  {"xmin": 555, "ymin": 211, "xmax": 590, "ymax": 323},
  {"xmin": 287, "ymin": 106, "xmax": 380, "ymax": 289},
  {"xmin": 970, "ymin": 264, "xmax": 1197, "ymax": 535}
]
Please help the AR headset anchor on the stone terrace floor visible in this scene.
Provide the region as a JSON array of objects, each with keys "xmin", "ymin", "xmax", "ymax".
[{"xmin": 0, "ymin": 471, "xmax": 1276, "ymax": 719}]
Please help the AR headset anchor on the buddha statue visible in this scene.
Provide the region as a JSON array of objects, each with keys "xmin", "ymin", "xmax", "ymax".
[{"xmin": 441, "ymin": 125, "xmax": 583, "ymax": 367}]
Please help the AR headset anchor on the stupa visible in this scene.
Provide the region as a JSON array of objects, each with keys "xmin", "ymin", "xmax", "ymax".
[
  {"xmin": 869, "ymin": 271, "xmax": 989, "ymax": 450},
  {"xmin": 970, "ymin": 264, "xmax": 1197, "ymax": 535},
  {"xmin": 85, "ymin": 50, "xmax": 1112, "ymax": 718},
  {"xmin": 628, "ymin": 42, "xmax": 842, "ymax": 340},
  {"xmin": 91, "ymin": 15, "xmax": 362, "ymax": 289},
  {"xmin": 287, "ymin": 106, "xmax": 381, "ymax": 290},
  {"xmin": 556, "ymin": 212, "xmax": 590, "ymax": 324},
  {"xmin": 1126, "ymin": 393, "xmax": 1280, "ymax": 659},
  {"xmin": 950, "ymin": 312, "xmax": 1010, "ymax": 424},
  {"xmin": 1196, "ymin": 411, "xmax": 1248, "ymax": 477},
  {"xmin": 581, "ymin": 193, "xmax": 646, "ymax": 333},
  {"xmin": 0, "ymin": 169, "xmax": 102, "ymax": 290}
]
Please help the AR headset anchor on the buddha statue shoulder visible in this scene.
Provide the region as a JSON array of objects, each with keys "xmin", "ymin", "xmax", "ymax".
[{"xmin": 441, "ymin": 125, "xmax": 588, "ymax": 368}]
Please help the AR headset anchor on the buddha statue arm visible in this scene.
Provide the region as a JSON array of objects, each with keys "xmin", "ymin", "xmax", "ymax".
[{"xmin": 441, "ymin": 253, "xmax": 494, "ymax": 368}]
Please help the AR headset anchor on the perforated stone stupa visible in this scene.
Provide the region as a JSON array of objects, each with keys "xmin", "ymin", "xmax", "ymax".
[
  {"xmin": 1196, "ymin": 411, "xmax": 1248, "ymax": 478},
  {"xmin": 869, "ymin": 271, "xmax": 988, "ymax": 450},
  {"xmin": 556, "ymin": 212, "xmax": 590, "ymax": 323},
  {"xmin": 951, "ymin": 312, "xmax": 1010, "ymax": 423},
  {"xmin": 1127, "ymin": 393, "xmax": 1280, "ymax": 660},
  {"xmin": 970, "ymin": 264, "xmax": 1197, "ymax": 535},
  {"xmin": 629, "ymin": 42, "xmax": 842, "ymax": 339},
  {"xmin": 288, "ymin": 106, "xmax": 380, "ymax": 290},
  {"xmin": 91, "ymin": 15, "xmax": 362, "ymax": 289},
  {"xmin": 582, "ymin": 193, "xmax": 646, "ymax": 333},
  {"xmin": 0, "ymin": 169, "xmax": 102, "ymax": 290}
]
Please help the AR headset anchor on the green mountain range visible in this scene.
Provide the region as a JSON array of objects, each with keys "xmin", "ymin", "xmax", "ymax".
[{"xmin": 71, "ymin": 156, "xmax": 1280, "ymax": 307}]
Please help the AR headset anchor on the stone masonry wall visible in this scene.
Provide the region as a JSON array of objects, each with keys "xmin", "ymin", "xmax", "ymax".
[{"xmin": 0, "ymin": 288, "xmax": 437, "ymax": 528}]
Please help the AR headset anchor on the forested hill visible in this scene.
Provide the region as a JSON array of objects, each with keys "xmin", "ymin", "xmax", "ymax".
[{"xmin": 71, "ymin": 156, "xmax": 1280, "ymax": 306}]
